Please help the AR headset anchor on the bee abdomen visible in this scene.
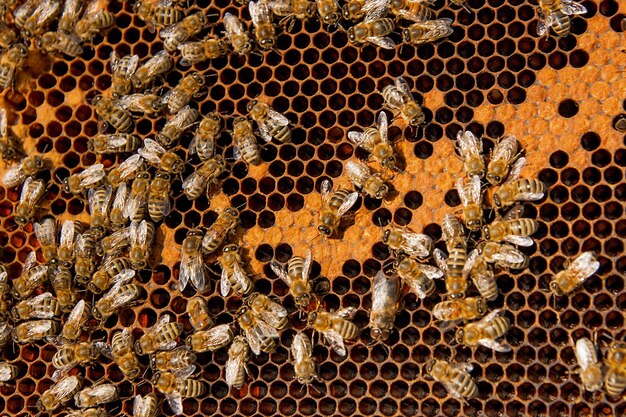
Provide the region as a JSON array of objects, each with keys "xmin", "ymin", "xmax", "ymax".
[
  {"xmin": 453, "ymin": 370, "xmax": 478, "ymax": 399},
  {"xmin": 178, "ymin": 379, "xmax": 206, "ymax": 397}
]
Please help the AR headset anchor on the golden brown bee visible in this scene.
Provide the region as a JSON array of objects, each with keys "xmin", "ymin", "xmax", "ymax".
[
  {"xmin": 115, "ymin": 93, "xmax": 163, "ymax": 115},
  {"xmin": 219, "ymin": 244, "xmax": 254, "ymax": 297},
  {"xmin": 132, "ymin": 50, "xmax": 174, "ymax": 91},
  {"xmin": 52, "ymin": 341, "xmax": 101, "ymax": 380},
  {"xmin": 270, "ymin": 251, "xmax": 313, "ymax": 310},
  {"xmin": 2, "ymin": 154, "xmax": 48, "ymax": 188},
  {"xmin": 148, "ymin": 171, "xmax": 172, "ymax": 223},
  {"xmin": 0, "ymin": 108, "xmax": 26, "ymax": 162},
  {"xmin": 369, "ymin": 271, "xmax": 401, "ymax": 342},
  {"xmin": 123, "ymin": 169, "xmax": 151, "ymax": 222},
  {"xmin": 74, "ymin": 383, "xmax": 119, "ymax": 408},
  {"xmin": 389, "ymin": 0, "xmax": 434, "ymax": 21},
  {"xmin": 0, "ymin": 272, "xmax": 11, "ymax": 319},
  {"xmin": 537, "ymin": 0, "xmax": 586, "ymax": 37},
  {"xmin": 493, "ymin": 175, "xmax": 546, "ymax": 209},
  {"xmin": 201, "ymin": 207, "xmax": 239, "ymax": 255},
  {"xmin": 161, "ymin": 12, "xmax": 207, "ymax": 52},
  {"xmin": 550, "ymin": 251, "xmax": 600, "ymax": 296},
  {"xmin": 107, "ymin": 154, "xmax": 144, "ymax": 188},
  {"xmin": 382, "ymin": 227, "xmax": 433, "ymax": 259},
  {"xmin": 37, "ymin": 30, "xmax": 84, "ymax": 57},
  {"xmin": 403, "ymin": 18, "xmax": 454, "ymax": 45},
  {"xmin": 432, "ymin": 297, "xmax": 486, "ymax": 328},
  {"xmin": 93, "ymin": 95, "xmax": 134, "ymax": 133},
  {"xmin": 426, "ymin": 360, "xmax": 478, "ymax": 401},
  {"xmin": 237, "ymin": 305, "xmax": 279, "ymax": 355},
  {"xmin": 64, "ymin": 164, "xmax": 107, "ymax": 195},
  {"xmin": 57, "ymin": 220, "xmax": 83, "ymax": 269},
  {"xmin": 465, "ymin": 250, "xmax": 498, "ymax": 301},
  {"xmin": 479, "ymin": 241, "xmax": 529, "ymax": 270},
  {"xmin": 291, "ymin": 332, "xmax": 319, "ymax": 385},
  {"xmin": 12, "ymin": 292, "xmax": 61, "ymax": 321},
  {"xmin": 96, "ymin": 226, "xmax": 131, "ymax": 258},
  {"xmin": 186, "ymin": 297, "xmax": 214, "ymax": 331},
  {"xmin": 486, "ymin": 135, "xmax": 520, "ymax": 185},
  {"xmin": 348, "ymin": 111, "xmax": 399, "ymax": 171},
  {"xmin": 456, "ymin": 175, "xmax": 483, "ymax": 232},
  {"xmin": 0, "ymin": 361, "xmax": 19, "ymax": 383},
  {"xmin": 179, "ymin": 230, "xmax": 207, "ymax": 293},
  {"xmin": 60, "ymin": 300, "xmax": 90, "ymax": 342},
  {"xmin": 135, "ymin": 315, "xmax": 183, "ymax": 356},
  {"xmin": 108, "ymin": 328, "xmax": 141, "ymax": 379},
  {"xmin": 93, "ymin": 272, "xmax": 142, "ymax": 321},
  {"xmin": 316, "ymin": 0, "xmax": 341, "ymax": 25},
  {"xmin": 13, "ymin": 176, "xmax": 45, "ymax": 226},
  {"xmin": 110, "ymin": 52, "xmax": 139, "ymax": 98},
  {"xmin": 178, "ymin": 35, "xmax": 229, "ymax": 66},
  {"xmin": 34, "ymin": 218, "xmax": 57, "ymax": 264},
  {"xmin": 247, "ymin": 100, "xmax": 292, "ymax": 143},
  {"xmin": 36, "ymin": 375, "xmax": 82, "ymax": 412},
  {"xmin": 348, "ymin": 17, "xmax": 395, "ymax": 48},
  {"xmin": 74, "ymin": 3, "xmax": 115, "ymax": 42},
  {"xmin": 226, "ymin": 336, "xmax": 250, "ymax": 389},
  {"xmin": 455, "ymin": 130, "xmax": 485, "ymax": 179},
  {"xmin": 151, "ymin": 345, "xmax": 196, "ymax": 373},
  {"xmin": 129, "ymin": 220, "xmax": 155, "ymax": 270},
  {"xmin": 573, "ymin": 337, "xmax": 603, "ymax": 392},
  {"xmin": 13, "ymin": 319, "xmax": 59, "ymax": 343},
  {"xmin": 188, "ymin": 324, "xmax": 235, "ymax": 353},
  {"xmin": 153, "ymin": 367, "xmax": 206, "ymax": 415},
  {"xmin": 162, "ymin": 72, "xmax": 204, "ymax": 114},
  {"xmin": 87, "ymin": 186, "xmax": 113, "ymax": 237},
  {"xmin": 223, "ymin": 12, "xmax": 253, "ymax": 55},
  {"xmin": 138, "ymin": 139, "xmax": 185, "ymax": 174},
  {"xmin": 12, "ymin": 251, "xmax": 49, "ymax": 300},
  {"xmin": 57, "ymin": 0, "xmax": 86, "ymax": 33},
  {"xmin": 345, "ymin": 160, "xmax": 388, "ymax": 199},
  {"xmin": 248, "ymin": 292, "xmax": 289, "ymax": 330},
  {"xmin": 182, "ymin": 155, "xmax": 227, "ymax": 200},
  {"xmin": 270, "ymin": 0, "xmax": 316, "ymax": 31},
  {"xmin": 308, "ymin": 307, "xmax": 359, "ymax": 356},
  {"xmin": 0, "ymin": 23, "xmax": 17, "ymax": 51},
  {"xmin": 133, "ymin": 393, "xmax": 159, "ymax": 417},
  {"xmin": 341, "ymin": 0, "xmax": 366, "ymax": 21},
  {"xmin": 604, "ymin": 341, "xmax": 626, "ymax": 397},
  {"xmin": 74, "ymin": 233, "xmax": 98, "ymax": 285},
  {"xmin": 88, "ymin": 259, "xmax": 133, "ymax": 294},
  {"xmin": 155, "ymin": 105, "xmax": 199, "ymax": 147},
  {"xmin": 16, "ymin": 0, "xmax": 60, "ymax": 38},
  {"xmin": 381, "ymin": 76, "xmax": 425, "ymax": 127},
  {"xmin": 190, "ymin": 113, "xmax": 221, "ymax": 161},
  {"xmin": 317, "ymin": 179, "xmax": 359, "ymax": 237},
  {"xmin": 393, "ymin": 254, "xmax": 443, "ymax": 299},
  {"xmin": 249, "ymin": 0, "xmax": 276, "ymax": 50},
  {"xmin": 109, "ymin": 184, "xmax": 130, "ymax": 231},
  {"xmin": 89, "ymin": 133, "xmax": 141, "ymax": 154},
  {"xmin": 232, "ymin": 117, "xmax": 261, "ymax": 166},
  {"xmin": 455, "ymin": 309, "xmax": 511, "ymax": 351},
  {"xmin": 433, "ymin": 245, "xmax": 469, "ymax": 300},
  {"xmin": 483, "ymin": 206, "xmax": 538, "ymax": 246},
  {"xmin": 133, "ymin": 0, "xmax": 184, "ymax": 32}
]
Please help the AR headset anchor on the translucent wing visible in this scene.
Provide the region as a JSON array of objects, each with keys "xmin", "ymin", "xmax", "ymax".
[
  {"xmin": 35, "ymin": 0, "xmax": 61, "ymax": 25},
  {"xmin": 418, "ymin": 264, "xmax": 444, "ymax": 279},
  {"xmin": 182, "ymin": 171, "xmax": 208, "ymax": 194},
  {"xmin": 302, "ymin": 250, "xmax": 312, "ymax": 281},
  {"xmin": 405, "ymin": 278, "xmax": 429, "ymax": 299},
  {"xmin": 345, "ymin": 160, "xmax": 370, "ymax": 184},
  {"xmin": 159, "ymin": 19, "xmax": 182, "ymax": 41},
  {"xmin": 180, "ymin": 246, "xmax": 204, "ymax": 293},
  {"xmin": 21, "ymin": 177, "xmax": 44, "ymax": 205},
  {"xmin": 268, "ymin": 109, "xmax": 289, "ymax": 125},
  {"xmin": 205, "ymin": 324, "xmax": 234, "ymax": 349},
  {"xmin": 231, "ymin": 262, "xmax": 251, "ymax": 294},
  {"xmin": 320, "ymin": 179, "xmax": 332, "ymax": 200},
  {"xmin": 506, "ymin": 156, "xmax": 526, "ymax": 182},
  {"xmin": 433, "ymin": 248, "xmax": 448, "ymax": 273},
  {"xmin": 467, "ymin": 175, "xmax": 482, "ymax": 203},
  {"xmin": 568, "ymin": 251, "xmax": 600, "ymax": 283},
  {"xmin": 443, "ymin": 379, "xmax": 466, "ymax": 400},
  {"xmin": 114, "ymin": 154, "xmax": 144, "ymax": 184},
  {"xmin": 575, "ymin": 338, "xmax": 597, "ymax": 369},
  {"xmin": 256, "ymin": 122, "xmax": 272, "ymax": 143},
  {"xmin": 491, "ymin": 135, "xmax": 517, "ymax": 163},
  {"xmin": 455, "ymin": 177, "xmax": 468, "ymax": 205},
  {"xmin": 456, "ymin": 130, "xmax": 481, "ymax": 158},
  {"xmin": 66, "ymin": 299, "xmax": 87, "ymax": 329},
  {"xmin": 489, "ymin": 244, "xmax": 526, "ymax": 265},
  {"xmin": 347, "ymin": 130, "xmax": 375, "ymax": 149},
  {"xmin": 137, "ymin": 220, "xmax": 149, "ymax": 246},
  {"xmin": 514, "ymin": 191, "xmax": 545, "ymax": 201},
  {"xmin": 479, "ymin": 338, "xmax": 512, "ymax": 352},
  {"xmin": 225, "ymin": 354, "xmax": 245, "ymax": 388},
  {"xmin": 536, "ymin": 14, "xmax": 553, "ymax": 36},
  {"xmin": 377, "ymin": 111, "xmax": 388, "ymax": 143},
  {"xmin": 224, "ymin": 13, "xmax": 244, "ymax": 42},
  {"xmin": 362, "ymin": 0, "xmax": 389, "ymax": 20},
  {"xmin": 34, "ymin": 218, "xmax": 56, "ymax": 246},
  {"xmin": 366, "ymin": 36, "xmax": 395, "ymax": 49},
  {"xmin": 88, "ymin": 185, "xmax": 113, "ymax": 216},
  {"xmin": 220, "ymin": 266, "xmax": 231, "ymax": 296},
  {"xmin": 0, "ymin": 108, "xmax": 6, "ymax": 137},
  {"xmin": 503, "ymin": 235, "xmax": 534, "ymax": 247},
  {"xmin": 50, "ymin": 375, "xmax": 82, "ymax": 401},
  {"xmin": 24, "ymin": 250, "xmax": 37, "ymax": 271},
  {"xmin": 291, "ymin": 332, "xmax": 311, "ymax": 363},
  {"xmin": 502, "ymin": 205, "xmax": 524, "ymax": 220},
  {"xmin": 137, "ymin": 138, "xmax": 165, "ymax": 165},
  {"xmin": 394, "ymin": 77, "xmax": 412, "ymax": 98},
  {"xmin": 123, "ymin": 184, "xmax": 149, "ymax": 220},
  {"xmin": 411, "ymin": 18, "xmax": 453, "ymax": 41},
  {"xmin": 2, "ymin": 163, "xmax": 25, "ymax": 187},
  {"xmin": 166, "ymin": 392, "xmax": 183, "ymax": 415},
  {"xmin": 28, "ymin": 320, "xmax": 53, "ymax": 337},
  {"xmin": 335, "ymin": 307, "xmax": 356, "ymax": 320},
  {"xmin": 401, "ymin": 232, "xmax": 433, "ymax": 258},
  {"xmin": 111, "ymin": 269, "xmax": 135, "ymax": 286},
  {"xmin": 324, "ymin": 329, "xmax": 347, "ymax": 356},
  {"xmin": 59, "ymin": 220, "xmax": 76, "ymax": 247},
  {"xmin": 561, "ymin": 0, "xmax": 586, "ymax": 15},
  {"xmin": 270, "ymin": 261, "xmax": 291, "ymax": 285},
  {"xmin": 372, "ymin": 270, "xmax": 400, "ymax": 312},
  {"xmin": 383, "ymin": 85, "xmax": 404, "ymax": 109},
  {"xmin": 25, "ymin": 292, "xmax": 56, "ymax": 318},
  {"xmin": 336, "ymin": 192, "xmax": 359, "ymax": 217},
  {"xmin": 463, "ymin": 249, "xmax": 480, "ymax": 278}
]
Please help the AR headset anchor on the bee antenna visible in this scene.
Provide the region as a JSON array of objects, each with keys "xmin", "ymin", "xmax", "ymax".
[{"xmin": 307, "ymin": 233, "xmax": 322, "ymax": 245}]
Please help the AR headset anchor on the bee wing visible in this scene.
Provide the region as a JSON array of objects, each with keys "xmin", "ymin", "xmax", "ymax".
[
  {"xmin": 455, "ymin": 177, "xmax": 468, "ymax": 205},
  {"xmin": 79, "ymin": 164, "xmax": 106, "ymax": 187},
  {"xmin": 223, "ymin": 13, "xmax": 244, "ymax": 39},
  {"xmin": 66, "ymin": 299, "xmax": 87, "ymax": 328},
  {"xmin": 479, "ymin": 338, "xmax": 512, "ymax": 352},
  {"xmin": 112, "ymin": 182, "xmax": 129, "ymax": 210},
  {"xmin": 480, "ymin": 308, "xmax": 504, "ymax": 324},
  {"xmin": 59, "ymin": 220, "xmax": 76, "ymax": 247},
  {"xmin": 21, "ymin": 177, "xmax": 44, "ymax": 205},
  {"xmin": 413, "ymin": 18, "xmax": 454, "ymax": 40},
  {"xmin": 377, "ymin": 110, "xmax": 388, "ymax": 143},
  {"xmin": 133, "ymin": 395, "xmax": 149, "ymax": 416},
  {"xmin": 116, "ymin": 154, "xmax": 144, "ymax": 182},
  {"xmin": 220, "ymin": 266, "xmax": 232, "ymax": 296},
  {"xmin": 347, "ymin": 130, "xmax": 374, "ymax": 149},
  {"xmin": 159, "ymin": 19, "xmax": 182, "ymax": 41},
  {"xmin": 320, "ymin": 179, "xmax": 332, "ymax": 200},
  {"xmin": 182, "ymin": 171, "xmax": 207, "ymax": 194},
  {"xmin": 180, "ymin": 245, "xmax": 204, "ymax": 293},
  {"xmin": 27, "ymin": 291, "xmax": 54, "ymax": 306},
  {"xmin": 405, "ymin": 279, "xmax": 429, "ymax": 299},
  {"xmin": 170, "ymin": 106, "xmax": 199, "ymax": 129},
  {"xmin": 502, "ymin": 205, "xmax": 524, "ymax": 220},
  {"xmin": 137, "ymin": 138, "xmax": 165, "ymax": 165},
  {"xmin": 536, "ymin": 15, "xmax": 551, "ymax": 36},
  {"xmin": 514, "ymin": 191, "xmax": 545, "ymax": 201},
  {"xmin": 442, "ymin": 380, "xmax": 467, "ymax": 401},
  {"xmin": 491, "ymin": 135, "xmax": 517, "ymax": 163},
  {"xmin": 270, "ymin": 261, "xmax": 291, "ymax": 286},
  {"xmin": 166, "ymin": 392, "xmax": 183, "ymax": 415},
  {"xmin": 456, "ymin": 130, "xmax": 481, "ymax": 158},
  {"xmin": 291, "ymin": 332, "xmax": 312, "ymax": 363},
  {"xmin": 123, "ymin": 185, "xmax": 149, "ymax": 219},
  {"xmin": 503, "ymin": 235, "xmax": 534, "ymax": 247},
  {"xmin": 111, "ymin": 269, "xmax": 136, "ymax": 286},
  {"xmin": 419, "ymin": 264, "xmax": 444, "ymax": 279},
  {"xmin": 506, "ymin": 156, "xmax": 526, "ymax": 182},
  {"xmin": 34, "ymin": 218, "xmax": 57, "ymax": 245},
  {"xmin": 335, "ymin": 306, "xmax": 357, "ymax": 320},
  {"xmin": 345, "ymin": 160, "xmax": 370, "ymax": 182},
  {"xmin": 394, "ymin": 77, "xmax": 412, "ymax": 98},
  {"xmin": 244, "ymin": 327, "xmax": 262, "ymax": 356},
  {"xmin": 336, "ymin": 191, "xmax": 359, "ymax": 217},
  {"xmin": 302, "ymin": 250, "xmax": 312, "ymax": 281},
  {"xmin": 124, "ymin": 54, "xmax": 140, "ymax": 78},
  {"xmin": 568, "ymin": 251, "xmax": 600, "ymax": 282},
  {"xmin": 2, "ymin": 163, "xmax": 25, "ymax": 188},
  {"xmin": 467, "ymin": 174, "xmax": 482, "ymax": 203},
  {"xmin": 366, "ymin": 36, "xmax": 396, "ymax": 49},
  {"xmin": 29, "ymin": 320, "xmax": 53, "ymax": 337},
  {"xmin": 433, "ymin": 248, "xmax": 448, "ymax": 273},
  {"xmin": 232, "ymin": 262, "xmax": 251, "ymax": 293},
  {"xmin": 256, "ymin": 120, "xmax": 273, "ymax": 143},
  {"xmin": 14, "ymin": 1, "xmax": 37, "ymax": 25},
  {"xmin": 137, "ymin": 220, "xmax": 149, "ymax": 246},
  {"xmin": 35, "ymin": 0, "xmax": 61, "ymax": 25},
  {"xmin": 225, "ymin": 354, "xmax": 245, "ymax": 388},
  {"xmin": 464, "ymin": 249, "xmax": 480, "ymax": 278},
  {"xmin": 88, "ymin": 185, "xmax": 113, "ymax": 216},
  {"xmin": 24, "ymin": 250, "xmax": 37, "ymax": 271},
  {"xmin": 372, "ymin": 270, "xmax": 400, "ymax": 312},
  {"xmin": 0, "ymin": 271, "xmax": 6, "ymax": 284},
  {"xmin": 575, "ymin": 338, "xmax": 597, "ymax": 369},
  {"xmin": 362, "ymin": 0, "xmax": 389, "ymax": 20},
  {"xmin": 561, "ymin": 0, "xmax": 586, "ymax": 15},
  {"xmin": 206, "ymin": 324, "xmax": 234, "ymax": 348},
  {"xmin": 248, "ymin": 1, "xmax": 266, "ymax": 25},
  {"xmin": 0, "ymin": 108, "xmax": 6, "ymax": 137},
  {"xmin": 401, "ymin": 232, "xmax": 433, "ymax": 258},
  {"xmin": 490, "ymin": 244, "xmax": 526, "ymax": 265},
  {"xmin": 268, "ymin": 109, "xmax": 290, "ymax": 126},
  {"xmin": 324, "ymin": 329, "xmax": 347, "ymax": 356}
]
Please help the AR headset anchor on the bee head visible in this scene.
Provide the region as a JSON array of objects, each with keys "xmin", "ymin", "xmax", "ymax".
[
  {"xmin": 341, "ymin": 5, "xmax": 351, "ymax": 19},
  {"xmin": 192, "ymin": 72, "xmax": 205, "ymax": 85},
  {"xmin": 476, "ymin": 298, "xmax": 487, "ymax": 315},
  {"xmin": 347, "ymin": 27, "xmax": 355, "ymax": 42},
  {"xmin": 492, "ymin": 193, "xmax": 503, "ymax": 208},
  {"xmin": 149, "ymin": 354, "xmax": 158, "ymax": 370},
  {"xmin": 246, "ymin": 100, "xmax": 258, "ymax": 113},
  {"xmin": 307, "ymin": 311, "xmax": 318, "ymax": 325},
  {"xmin": 295, "ymin": 293, "xmax": 311, "ymax": 308},
  {"xmin": 486, "ymin": 172, "xmax": 501, "ymax": 184},
  {"xmin": 92, "ymin": 95, "xmax": 103, "ymax": 106},
  {"xmin": 370, "ymin": 327, "xmax": 389, "ymax": 342},
  {"xmin": 382, "ymin": 156, "xmax": 397, "ymax": 169},
  {"xmin": 317, "ymin": 225, "xmax": 331, "ymax": 236},
  {"xmin": 402, "ymin": 28, "xmax": 411, "ymax": 42},
  {"xmin": 549, "ymin": 281, "xmax": 563, "ymax": 296},
  {"xmin": 382, "ymin": 229, "xmax": 391, "ymax": 244},
  {"xmin": 455, "ymin": 328, "xmax": 465, "ymax": 343},
  {"xmin": 481, "ymin": 226, "xmax": 490, "ymax": 240},
  {"xmin": 376, "ymin": 185, "xmax": 389, "ymax": 199}
]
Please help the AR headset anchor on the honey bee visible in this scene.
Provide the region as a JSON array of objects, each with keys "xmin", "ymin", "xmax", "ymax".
[
  {"xmin": 161, "ymin": 12, "xmax": 207, "ymax": 52},
  {"xmin": 93, "ymin": 273, "xmax": 142, "ymax": 321},
  {"xmin": 182, "ymin": 156, "xmax": 227, "ymax": 200},
  {"xmin": 0, "ymin": 43, "xmax": 27, "ymax": 90},
  {"xmin": 426, "ymin": 360, "xmax": 478, "ymax": 402},
  {"xmin": 74, "ymin": 2, "xmax": 115, "ymax": 42},
  {"xmin": 12, "ymin": 251, "xmax": 49, "ymax": 300},
  {"xmin": 247, "ymin": 100, "xmax": 292, "ymax": 143},
  {"xmin": 147, "ymin": 171, "xmax": 172, "ymax": 223},
  {"xmin": 433, "ymin": 245, "xmax": 470, "ymax": 300},
  {"xmin": 202, "ymin": 207, "xmax": 239, "ymax": 255},
  {"xmin": 57, "ymin": 0, "xmax": 84, "ymax": 33},
  {"xmin": 74, "ymin": 383, "xmax": 119, "ymax": 408},
  {"xmin": 123, "ymin": 170, "xmax": 151, "ymax": 222},
  {"xmin": 0, "ymin": 272, "xmax": 11, "ymax": 319},
  {"xmin": 317, "ymin": 179, "xmax": 359, "ymax": 237},
  {"xmin": 389, "ymin": 0, "xmax": 435, "ymax": 21},
  {"xmin": 604, "ymin": 341, "xmax": 626, "ymax": 397},
  {"xmin": 63, "ymin": 164, "xmax": 106, "ymax": 196},
  {"xmin": 232, "ymin": 117, "xmax": 261, "ymax": 166},
  {"xmin": 382, "ymin": 227, "xmax": 433, "ymax": 259},
  {"xmin": 12, "ymin": 292, "xmax": 61, "ymax": 321},
  {"xmin": 0, "ymin": 361, "xmax": 19, "ymax": 383},
  {"xmin": 108, "ymin": 154, "xmax": 144, "ymax": 189},
  {"xmin": 13, "ymin": 319, "xmax": 59, "ymax": 343},
  {"xmin": 219, "ymin": 244, "xmax": 254, "ymax": 297},
  {"xmin": 573, "ymin": 337, "xmax": 603, "ymax": 392},
  {"xmin": 369, "ymin": 271, "xmax": 401, "ymax": 342},
  {"xmin": 483, "ymin": 206, "xmax": 538, "ymax": 247},
  {"xmin": 36, "ymin": 375, "xmax": 83, "ymax": 412},
  {"xmin": 345, "ymin": 160, "xmax": 389, "ymax": 199},
  {"xmin": 456, "ymin": 176, "xmax": 483, "ymax": 232},
  {"xmin": 492, "ymin": 161, "xmax": 546, "ymax": 209},
  {"xmin": 136, "ymin": 315, "xmax": 183, "ymax": 355},
  {"xmin": 133, "ymin": 393, "xmax": 159, "ymax": 417},
  {"xmin": 432, "ymin": 297, "xmax": 486, "ymax": 327},
  {"xmin": 34, "ymin": 218, "xmax": 57, "ymax": 264},
  {"xmin": 0, "ymin": 23, "xmax": 17, "ymax": 52},
  {"xmin": 465, "ymin": 250, "xmax": 498, "ymax": 301},
  {"xmin": 115, "ymin": 92, "xmax": 163, "ymax": 115},
  {"xmin": 550, "ymin": 251, "xmax": 600, "ymax": 296},
  {"xmin": 178, "ymin": 35, "xmax": 229, "ymax": 66},
  {"xmin": 37, "ymin": 30, "xmax": 84, "ymax": 57},
  {"xmin": 309, "ymin": 307, "xmax": 359, "ymax": 356},
  {"xmin": 50, "ymin": 267, "xmax": 75, "ymax": 312},
  {"xmin": 0, "ymin": 321, "xmax": 11, "ymax": 348},
  {"xmin": 348, "ymin": 17, "xmax": 396, "ymax": 49},
  {"xmin": 455, "ymin": 130, "xmax": 485, "ymax": 179},
  {"xmin": 89, "ymin": 133, "xmax": 141, "ymax": 154},
  {"xmin": 270, "ymin": 250, "xmax": 313, "ymax": 310},
  {"xmin": 188, "ymin": 323, "xmax": 235, "ymax": 353},
  {"xmin": 110, "ymin": 184, "xmax": 130, "ymax": 230},
  {"xmin": 14, "ymin": 177, "xmax": 45, "ymax": 227},
  {"xmin": 226, "ymin": 336, "xmax": 250, "ymax": 389},
  {"xmin": 89, "ymin": 261, "xmax": 133, "ymax": 294},
  {"xmin": 186, "ymin": 297, "xmax": 214, "ymax": 331},
  {"xmin": 348, "ymin": 111, "xmax": 399, "ymax": 171},
  {"xmin": 537, "ymin": 0, "xmax": 586, "ymax": 37},
  {"xmin": 162, "ymin": 72, "xmax": 204, "ymax": 115},
  {"xmin": 270, "ymin": 0, "xmax": 317, "ymax": 31},
  {"xmin": 316, "ymin": 0, "xmax": 341, "ymax": 25},
  {"xmin": 129, "ymin": 220, "xmax": 155, "ymax": 270},
  {"xmin": 153, "ymin": 367, "xmax": 206, "ymax": 415},
  {"xmin": 0, "ymin": 108, "xmax": 26, "ymax": 162},
  {"xmin": 382, "ymin": 76, "xmax": 425, "ymax": 127},
  {"xmin": 96, "ymin": 228, "xmax": 132, "ymax": 258},
  {"xmin": 223, "ymin": 12, "xmax": 253, "ymax": 56},
  {"xmin": 132, "ymin": 50, "xmax": 174, "ymax": 92},
  {"xmin": 110, "ymin": 52, "xmax": 139, "ymax": 98},
  {"xmin": 455, "ymin": 309, "xmax": 511, "ymax": 351},
  {"xmin": 249, "ymin": 0, "xmax": 276, "ymax": 50},
  {"xmin": 190, "ymin": 113, "xmax": 220, "ymax": 161},
  {"xmin": 403, "ymin": 18, "xmax": 454, "ymax": 45},
  {"xmin": 486, "ymin": 135, "xmax": 520, "ymax": 185},
  {"xmin": 134, "ymin": 0, "xmax": 184, "ymax": 32},
  {"xmin": 2, "ymin": 155, "xmax": 48, "ymax": 188},
  {"xmin": 248, "ymin": 292, "xmax": 289, "ymax": 330},
  {"xmin": 151, "ymin": 345, "xmax": 196, "ymax": 373},
  {"xmin": 478, "ymin": 241, "xmax": 529, "ymax": 270},
  {"xmin": 138, "ymin": 139, "xmax": 185, "ymax": 174},
  {"xmin": 155, "ymin": 105, "xmax": 199, "ymax": 147},
  {"xmin": 52, "ymin": 341, "xmax": 101, "ymax": 380},
  {"xmin": 109, "ymin": 328, "xmax": 141, "ymax": 379},
  {"xmin": 93, "ymin": 95, "xmax": 134, "ymax": 133},
  {"xmin": 88, "ymin": 186, "xmax": 112, "ymax": 237},
  {"xmin": 60, "ymin": 299, "xmax": 90, "ymax": 342},
  {"xmin": 16, "ymin": 0, "xmax": 60, "ymax": 38},
  {"xmin": 56, "ymin": 220, "xmax": 82, "ymax": 269},
  {"xmin": 178, "ymin": 230, "xmax": 207, "ymax": 293},
  {"xmin": 291, "ymin": 332, "xmax": 319, "ymax": 385},
  {"xmin": 393, "ymin": 254, "xmax": 443, "ymax": 299},
  {"xmin": 237, "ymin": 305, "xmax": 279, "ymax": 355}
]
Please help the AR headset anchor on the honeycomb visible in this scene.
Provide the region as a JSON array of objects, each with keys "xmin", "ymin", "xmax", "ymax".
[{"xmin": 0, "ymin": 0, "xmax": 625, "ymax": 415}]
